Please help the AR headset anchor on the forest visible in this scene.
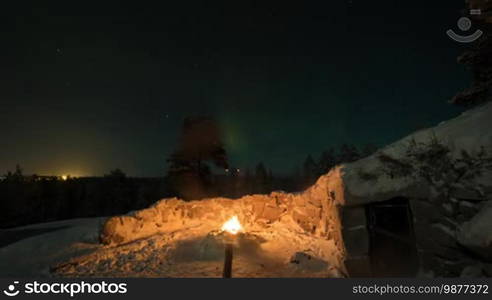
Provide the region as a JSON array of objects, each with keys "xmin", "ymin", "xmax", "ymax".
[{"xmin": 0, "ymin": 121, "xmax": 377, "ymax": 229}]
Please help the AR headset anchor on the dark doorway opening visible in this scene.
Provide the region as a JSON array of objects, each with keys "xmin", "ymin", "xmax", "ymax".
[{"xmin": 366, "ymin": 197, "xmax": 418, "ymax": 277}]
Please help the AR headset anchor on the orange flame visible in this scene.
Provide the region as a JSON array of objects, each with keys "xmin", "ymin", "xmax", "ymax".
[{"xmin": 221, "ymin": 216, "xmax": 243, "ymax": 235}]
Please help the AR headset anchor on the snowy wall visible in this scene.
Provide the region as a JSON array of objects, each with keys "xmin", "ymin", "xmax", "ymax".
[{"xmin": 99, "ymin": 167, "xmax": 347, "ymax": 273}]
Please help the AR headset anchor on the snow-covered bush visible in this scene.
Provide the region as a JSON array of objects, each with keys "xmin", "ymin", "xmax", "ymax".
[{"xmin": 377, "ymin": 135, "xmax": 492, "ymax": 200}]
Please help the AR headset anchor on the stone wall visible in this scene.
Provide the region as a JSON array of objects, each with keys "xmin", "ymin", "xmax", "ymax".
[
  {"xmin": 340, "ymin": 206, "xmax": 372, "ymax": 277},
  {"xmin": 339, "ymin": 193, "xmax": 492, "ymax": 277},
  {"xmin": 411, "ymin": 195, "xmax": 492, "ymax": 277},
  {"xmin": 340, "ymin": 195, "xmax": 492, "ymax": 277}
]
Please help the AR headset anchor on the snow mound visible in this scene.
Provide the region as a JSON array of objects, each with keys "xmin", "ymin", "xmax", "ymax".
[
  {"xmin": 458, "ymin": 201, "xmax": 492, "ymax": 261},
  {"xmin": 96, "ymin": 179, "xmax": 347, "ymax": 277},
  {"xmin": 338, "ymin": 102, "xmax": 492, "ymax": 205}
]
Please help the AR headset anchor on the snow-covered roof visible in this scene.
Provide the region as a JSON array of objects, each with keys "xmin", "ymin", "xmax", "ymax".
[{"xmin": 335, "ymin": 102, "xmax": 492, "ymax": 206}]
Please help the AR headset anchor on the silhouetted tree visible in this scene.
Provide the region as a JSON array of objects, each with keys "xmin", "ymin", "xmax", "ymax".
[
  {"xmin": 318, "ymin": 148, "xmax": 336, "ymax": 175},
  {"xmin": 104, "ymin": 169, "xmax": 127, "ymax": 181},
  {"xmin": 243, "ymin": 167, "xmax": 253, "ymax": 194},
  {"xmin": 4, "ymin": 164, "xmax": 24, "ymax": 182},
  {"xmin": 302, "ymin": 154, "xmax": 318, "ymax": 185},
  {"xmin": 361, "ymin": 143, "xmax": 378, "ymax": 158},
  {"xmin": 244, "ymin": 168, "xmax": 252, "ymax": 180},
  {"xmin": 255, "ymin": 162, "xmax": 268, "ymax": 182},
  {"xmin": 451, "ymin": 25, "xmax": 492, "ymax": 106},
  {"xmin": 338, "ymin": 144, "xmax": 360, "ymax": 163},
  {"xmin": 292, "ymin": 165, "xmax": 301, "ymax": 179},
  {"xmin": 166, "ymin": 116, "xmax": 228, "ymax": 199}
]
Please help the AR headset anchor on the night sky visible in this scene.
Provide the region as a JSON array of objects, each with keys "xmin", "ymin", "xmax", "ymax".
[{"xmin": 1, "ymin": 1, "xmax": 472, "ymax": 176}]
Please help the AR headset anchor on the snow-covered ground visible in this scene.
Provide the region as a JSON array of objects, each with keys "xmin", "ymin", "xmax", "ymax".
[
  {"xmin": 0, "ymin": 218, "xmax": 105, "ymax": 277},
  {"xmin": 0, "ymin": 218, "xmax": 343, "ymax": 278}
]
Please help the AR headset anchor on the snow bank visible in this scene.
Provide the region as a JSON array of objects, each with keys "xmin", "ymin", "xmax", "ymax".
[
  {"xmin": 339, "ymin": 102, "xmax": 492, "ymax": 206},
  {"xmin": 458, "ymin": 201, "xmax": 492, "ymax": 261}
]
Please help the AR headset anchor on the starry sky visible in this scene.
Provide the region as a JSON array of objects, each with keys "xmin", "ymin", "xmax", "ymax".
[{"xmin": 0, "ymin": 1, "xmax": 473, "ymax": 176}]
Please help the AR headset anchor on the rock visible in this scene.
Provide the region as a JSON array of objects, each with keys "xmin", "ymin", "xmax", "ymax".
[
  {"xmin": 304, "ymin": 205, "xmax": 322, "ymax": 220},
  {"xmin": 483, "ymin": 264, "xmax": 492, "ymax": 276},
  {"xmin": 409, "ymin": 199, "xmax": 440, "ymax": 222},
  {"xmin": 307, "ymin": 196, "xmax": 322, "ymax": 208},
  {"xmin": 416, "ymin": 267, "xmax": 435, "ymax": 278},
  {"xmin": 260, "ymin": 205, "xmax": 283, "ymax": 222},
  {"xmin": 289, "ymin": 252, "xmax": 328, "ymax": 272},
  {"xmin": 252, "ymin": 201, "xmax": 265, "ymax": 218},
  {"xmin": 442, "ymin": 203, "xmax": 454, "ymax": 217},
  {"xmin": 189, "ymin": 205, "xmax": 207, "ymax": 219},
  {"xmin": 292, "ymin": 209, "xmax": 315, "ymax": 232},
  {"xmin": 100, "ymin": 216, "xmax": 138, "ymax": 245},
  {"xmin": 458, "ymin": 200, "xmax": 479, "ymax": 220},
  {"xmin": 414, "ymin": 234, "xmax": 464, "ymax": 261},
  {"xmin": 460, "ymin": 265, "xmax": 484, "ymax": 278},
  {"xmin": 135, "ymin": 207, "xmax": 158, "ymax": 222},
  {"xmin": 414, "ymin": 222, "xmax": 456, "ymax": 247},
  {"xmin": 418, "ymin": 251, "xmax": 470, "ymax": 277},
  {"xmin": 450, "ymin": 188, "xmax": 486, "ymax": 201},
  {"xmin": 293, "ymin": 195, "xmax": 306, "ymax": 207},
  {"xmin": 457, "ymin": 203, "xmax": 492, "ymax": 261}
]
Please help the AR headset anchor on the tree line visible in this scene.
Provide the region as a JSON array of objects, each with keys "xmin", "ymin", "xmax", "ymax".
[{"xmin": 1, "ymin": 117, "xmax": 378, "ymax": 228}]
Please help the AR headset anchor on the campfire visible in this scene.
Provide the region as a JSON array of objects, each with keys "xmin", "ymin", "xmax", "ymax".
[
  {"xmin": 221, "ymin": 216, "xmax": 243, "ymax": 235},
  {"xmin": 92, "ymin": 188, "xmax": 347, "ymax": 278},
  {"xmin": 221, "ymin": 216, "xmax": 243, "ymax": 278}
]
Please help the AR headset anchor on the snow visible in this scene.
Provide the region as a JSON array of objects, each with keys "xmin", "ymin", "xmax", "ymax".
[
  {"xmin": 52, "ymin": 220, "xmax": 344, "ymax": 278},
  {"xmin": 458, "ymin": 201, "xmax": 492, "ymax": 260},
  {"xmin": 337, "ymin": 102, "xmax": 492, "ymax": 206},
  {"xmin": 0, "ymin": 218, "xmax": 106, "ymax": 277},
  {"xmin": 0, "ymin": 217, "xmax": 344, "ymax": 278},
  {"xmin": 0, "ymin": 203, "xmax": 345, "ymax": 278}
]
